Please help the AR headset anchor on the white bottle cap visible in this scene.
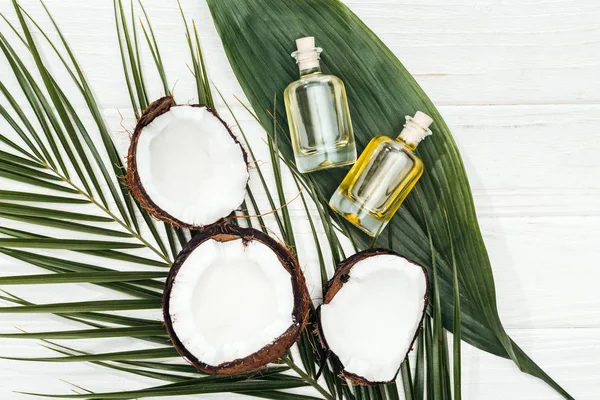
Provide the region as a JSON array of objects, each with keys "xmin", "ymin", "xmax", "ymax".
[
  {"xmin": 398, "ymin": 111, "xmax": 433, "ymax": 146},
  {"xmin": 291, "ymin": 36, "xmax": 322, "ymax": 70},
  {"xmin": 296, "ymin": 36, "xmax": 315, "ymax": 52},
  {"xmin": 413, "ymin": 111, "xmax": 434, "ymax": 130}
]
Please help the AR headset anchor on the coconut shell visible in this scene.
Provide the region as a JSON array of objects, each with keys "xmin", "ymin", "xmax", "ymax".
[
  {"xmin": 162, "ymin": 222, "xmax": 310, "ymax": 375},
  {"xmin": 126, "ymin": 96, "xmax": 249, "ymax": 229},
  {"xmin": 317, "ymin": 248, "xmax": 430, "ymax": 386}
]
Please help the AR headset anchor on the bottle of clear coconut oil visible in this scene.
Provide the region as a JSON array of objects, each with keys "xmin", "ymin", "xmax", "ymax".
[
  {"xmin": 284, "ymin": 37, "xmax": 356, "ymax": 173},
  {"xmin": 329, "ymin": 112, "xmax": 433, "ymax": 236}
]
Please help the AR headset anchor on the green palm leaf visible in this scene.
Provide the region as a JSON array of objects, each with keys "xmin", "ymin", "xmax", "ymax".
[
  {"xmin": 42, "ymin": 341, "xmax": 193, "ymax": 383},
  {"xmin": 0, "ymin": 271, "xmax": 166, "ymax": 285},
  {"xmin": 0, "ymin": 149, "xmax": 44, "ymax": 168},
  {"xmin": 118, "ymin": 360, "xmax": 201, "ymax": 374},
  {"xmin": 0, "ymin": 325, "xmax": 165, "ymax": 339},
  {"xmin": 205, "ymin": 0, "xmax": 570, "ymax": 398},
  {"xmin": 0, "ymin": 213, "xmax": 133, "ymax": 237},
  {"xmin": 0, "ymin": 238, "xmax": 144, "ymax": 250},
  {"xmin": 0, "ymin": 168, "xmax": 75, "ymax": 193},
  {"xmin": 0, "ymin": 248, "xmax": 165, "ymax": 299},
  {"xmin": 0, "ymin": 299, "xmax": 160, "ymax": 313},
  {"xmin": 0, "ymin": 159, "xmax": 61, "ymax": 181},
  {"xmin": 0, "ymin": 291, "xmax": 160, "ymax": 327},
  {"xmin": 137, "ymin": 0, "xmax": 170, "ymax": 96},
  {"xmin": 0, "ymin": 202, "xmax": 112, "ymax": 222},
  {"xmin": 19, "ymin": 379, "xmax": 310, "ymax": 399},
  {"xmin": 0, "ymin": 226, "xmax": 168, "ymax": 267},
  {"xmin": 3, "ymin": 347, "xmax": 178, "ymax": 363},
  {"xmin": 0, "ymin": 190, "xmax": 88, "ymax": 204},
  {"xmin": 0, "ymin": 92, "xmax": 45, "ymax": 161},
  {"xmin": 4, "ymin": 5, "xmax": 175, "ymax": 260}
]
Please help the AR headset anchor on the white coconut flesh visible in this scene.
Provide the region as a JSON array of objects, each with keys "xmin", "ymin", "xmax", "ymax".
[
  {"xmin": 320, "ymin": 254, "xmax": 427, "ymax": 383},
  {"xmin": 168, "ymin": 238, "xmax": 296, "ymax": 367},
  {"xmin": 135, "ymin": 106, "xmax": 249, "ymax": 226}
]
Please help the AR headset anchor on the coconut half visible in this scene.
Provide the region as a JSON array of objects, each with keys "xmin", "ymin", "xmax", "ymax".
[
  {"xmin": 127, "ymin": 96, "xmax": 249, "ymax": 228},
  {"xmin": 163, "ymin": 223, "xmax": 310, "ymax": 374},
  {"xmin": 318, "ymin": 248, "xmax": 429, "ymax": 385}
]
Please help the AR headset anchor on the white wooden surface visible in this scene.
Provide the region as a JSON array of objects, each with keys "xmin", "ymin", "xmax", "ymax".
[{"xmin": 1, "ymin": 0, "xmax": 599, "ymax": 399}]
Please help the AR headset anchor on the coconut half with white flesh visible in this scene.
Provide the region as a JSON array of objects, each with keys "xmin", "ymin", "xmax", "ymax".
[
  {"xmin": 318, "ymin": 248, "xmax": 429, "ymax": 385},
  {"xmin": 127, "ymin": 96, "xmax": 249, "ymax": 228},
  {"xmin": 163, "ymin": 223, "xmax": 310, "ymax": 374}
]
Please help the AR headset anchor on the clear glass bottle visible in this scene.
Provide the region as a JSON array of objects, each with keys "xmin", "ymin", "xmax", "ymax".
[
  {"xmin": 329, "ymin": 112, "xmax": 434, "ymax": 237},
  {"xmin": 284, "ymin": 37, "xmax": 356, "ymax": 173}
]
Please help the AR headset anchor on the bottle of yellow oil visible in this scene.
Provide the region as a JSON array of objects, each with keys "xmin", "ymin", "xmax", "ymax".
[
  {"xmin": 329, "ymin": 111, "xmax": 433, "ymax": 236},
  {"xmin": 284, "ymin": 37, "xmax": 356, "ymax": 173}
]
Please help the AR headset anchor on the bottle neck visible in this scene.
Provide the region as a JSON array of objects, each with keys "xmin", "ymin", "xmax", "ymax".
[
  {"xmin": 396, "ymin": 115, "xmax": 432, "ymax": 150},
  {"xmin": 299, "ymin": 65, "xmax": 322, "ymax": 76},
  {"xmin": 396, "ymin": 136, "xmax": 418, "ymax": 151},
  {"xmin": 292, "ymin": 46, "xmax": 323, "ymax": 77}
]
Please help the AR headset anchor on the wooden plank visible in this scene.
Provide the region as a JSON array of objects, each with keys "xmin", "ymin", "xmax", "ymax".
[
  {"xmin": 0, "ymin": 326, "xmax": 596, "ymax": 399},
  {"xmin": 450, "ymin": 328, "xmax": 600, "ymax": 400},
  {"xmin": 346, "ymin": 0, "xmax": 600, "ymax": 105},
  {"xmin": 0, "ymin": 1, "xmax": 598, "ymax": 399},
  {"xmin": 1, "ymin": 0, "xmax": 598, "ymax": 108}
]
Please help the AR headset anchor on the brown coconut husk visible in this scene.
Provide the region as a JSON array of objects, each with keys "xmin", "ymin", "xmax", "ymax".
[
  {"xmin": 126, "ymin": 96, "xmax": 249, "ymax": 229},
  {"xmin": 317, "ymin": 248, "xmax": 430, "ymax": 386},
  {"xmin": 162, "ymin": 221, "xmax": 311, "ymax": 375}
]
